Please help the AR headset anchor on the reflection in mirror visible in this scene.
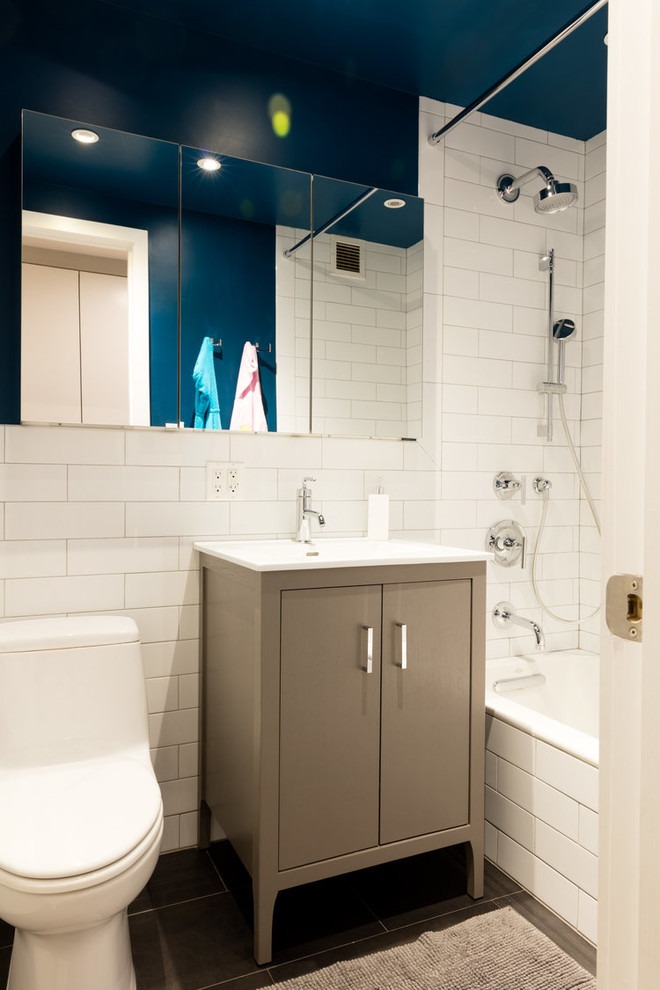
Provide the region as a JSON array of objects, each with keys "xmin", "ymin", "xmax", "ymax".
[
  {"xmin": 310, "ymin": 176, "xmax": 424, "ymax": 438},
  {"xmin": 20, "ymin": 112, "xmax": 422, "ymax": 439},
  {"xmin": 180, "ymin": 148, "xmax": 311, "ymax": 432},
  {"xmin": 21, "ymin": 111, "xmax": 179, "ymax": 427}
]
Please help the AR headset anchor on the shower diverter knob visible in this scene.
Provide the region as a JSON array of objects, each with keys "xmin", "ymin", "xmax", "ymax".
[
  {"xmin": 493, "ymin": 471, "xmax": 521, "ymax": 499},
  {"xmin": 486, "ymin": 519, "xmax": 526, "ymax": 568}
]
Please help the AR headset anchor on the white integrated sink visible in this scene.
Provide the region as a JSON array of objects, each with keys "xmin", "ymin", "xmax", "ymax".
[{"xmin": 194, "ymin": 537, "xmax": 490, "ymax": 571}]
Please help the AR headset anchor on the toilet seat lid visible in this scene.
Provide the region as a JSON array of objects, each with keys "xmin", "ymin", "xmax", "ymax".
[
  {"xmin": 0, "ymin": 759, "xmax": 162, "ymax": 879},
  {"xmin": 0, "ymin": 615, "xmax": 139, "ymax": 652}
]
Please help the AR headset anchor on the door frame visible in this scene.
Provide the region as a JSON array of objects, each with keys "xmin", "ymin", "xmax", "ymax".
[{"xmin": 598, "ymin": 0, "xmax": 660, "ymax": 984}]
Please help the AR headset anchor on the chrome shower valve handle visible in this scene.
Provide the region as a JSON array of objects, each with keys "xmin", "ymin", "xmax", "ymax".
[{"xmin": 486, "ymin": 519, "xmax": 526, "ymax": 568}]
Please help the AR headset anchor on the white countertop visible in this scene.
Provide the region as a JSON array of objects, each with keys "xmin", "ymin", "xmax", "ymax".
[{"xmin": 194, "ymin": 537, "xmax": 490, "ymax": 572}]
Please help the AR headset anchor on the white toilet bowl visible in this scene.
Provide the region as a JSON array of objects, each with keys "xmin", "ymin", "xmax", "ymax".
[{"xmin": 0, "ymin": 616, "xmax": 164, "ymax": 990}]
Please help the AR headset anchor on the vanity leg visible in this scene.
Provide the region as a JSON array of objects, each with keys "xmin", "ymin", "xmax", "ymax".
[
  {"xmin": 253, "ymin": 883, "xmax": 278, "ymax": 966},
  {"xmin": 465, "ymin": 837, "xmax": 484, "ymax": 899},
  {"xmin": 198, "ymin": 799, "xmax": 211, "ymax": 849}
]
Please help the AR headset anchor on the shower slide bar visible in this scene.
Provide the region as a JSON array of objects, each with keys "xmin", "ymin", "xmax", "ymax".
[
  {"xmin": 540, "ymin": 248, "xmax": 556, "ymax": 441},
  {"xmin": 428, "ymin": 0, "xmax": 607, "ymax": 146}
]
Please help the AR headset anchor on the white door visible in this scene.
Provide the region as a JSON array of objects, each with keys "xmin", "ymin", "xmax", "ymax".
[
  {"xmin": 80, "ymin": 271, "xmax": 130, "ymax": 425},
  {"xmin": 598, "ymin": 0, "xmax": 660, "ymax": 984},
  {"xmin": 21, "ymin": 264, "xmax": 130, "ymax": 426},
  {"xmin": 21, "ymin": 263, "xmax": 82, "ymax": 423}
]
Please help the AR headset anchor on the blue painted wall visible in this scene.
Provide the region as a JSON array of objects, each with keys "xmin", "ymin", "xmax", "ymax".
[
  {"xmin": 0, "ymin": 0, "xmax": 417, "ymax": 424},
  {"xmin": 0, "ymin": 139, "xmax": 21, "ymax": 425},
  {"xmin": 180, "ymin": 211, "xmax": 277, "ymax": 432}
]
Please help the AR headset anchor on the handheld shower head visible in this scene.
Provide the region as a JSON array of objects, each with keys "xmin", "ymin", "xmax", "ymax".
[
  {"xmin": 552, "ymin": 318, "xmax": 577, "ymax": 385},
  {"xmin": 497, "ymin": 166, "xmax": 578, "ymax": 215}
]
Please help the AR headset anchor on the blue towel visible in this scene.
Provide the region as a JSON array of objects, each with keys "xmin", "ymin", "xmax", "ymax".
[{"xmin": 192, "ymin": 337, "xmax": 222, "ymax": 430}]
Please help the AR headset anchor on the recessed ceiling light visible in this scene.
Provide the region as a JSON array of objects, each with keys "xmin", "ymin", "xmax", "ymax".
[
  {"xmin": 197, "ymin": 157, "xmax": 221, "ymax": 172},
  {"xmin": 71, "ymin": 128, "xmax": 99, "ymax": 144},
  {"xmin": 384, "ymin": 198, "xmax": 406, "ymax": 209},
  {"xmin": 604, "ymin": 33, "xmax": 608, "ymax": 45}
]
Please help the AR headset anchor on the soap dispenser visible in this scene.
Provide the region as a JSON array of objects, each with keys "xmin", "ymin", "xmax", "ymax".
[{"xmin": 367, "ymin": 477, "xmax": 390, "ymax": 540}]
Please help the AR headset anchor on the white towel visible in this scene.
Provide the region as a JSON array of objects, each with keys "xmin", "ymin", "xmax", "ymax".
[{"xmin": 229, "ymin": 342, "xmax": 268, "ymax": 432}]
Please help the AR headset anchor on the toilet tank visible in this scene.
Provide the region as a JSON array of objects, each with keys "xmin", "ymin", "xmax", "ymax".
[{"xmin": 0, "ymin": 616, "xmax": 152, "ymax": 769}]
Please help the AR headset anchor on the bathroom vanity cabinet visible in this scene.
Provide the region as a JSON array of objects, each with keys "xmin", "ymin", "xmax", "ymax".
[{"xmin": 196, "ymin": 542, "xmax": 487, "ymax": 964}]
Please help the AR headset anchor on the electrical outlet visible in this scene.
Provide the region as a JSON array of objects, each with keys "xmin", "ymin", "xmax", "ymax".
[
  {"xmin": 227, "ymin": 465, "xmax": 243, "ymax": 499},
  {"xmin": 206, "ymin": 462, "xmax": 243, "ymax": 500},
  {"xmin": 206, "ymin": 462, "xmax": 227, "ymax": 500}
]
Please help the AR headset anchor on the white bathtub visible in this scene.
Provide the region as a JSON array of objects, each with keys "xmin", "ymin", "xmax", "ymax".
[
  {"xmin": 485, "ymin": 649, "xmax": 599, "ymax": 767},
  {"xmin": 484, "ymin": 649, "xmax": 599, "ymax": 944}
]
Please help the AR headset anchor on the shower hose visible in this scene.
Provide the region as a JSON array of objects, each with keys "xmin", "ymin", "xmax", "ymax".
[{"xmin": 531, "ymin": 391, "xmax": 602, "ymax": 625}]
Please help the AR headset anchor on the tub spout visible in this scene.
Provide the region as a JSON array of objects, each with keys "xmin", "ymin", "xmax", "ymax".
[{"xmin": 492, "ymin": 601, "xmax": 545, "ymax": 651}]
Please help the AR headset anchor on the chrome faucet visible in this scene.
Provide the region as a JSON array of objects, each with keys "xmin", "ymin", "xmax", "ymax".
[
  {"xmin": 492, "ymin": 601, "xmax": 545, "ymax": 651},
  {"xmin": 295, "ymin": 477, "xmax": 326, "ymax": 543}
]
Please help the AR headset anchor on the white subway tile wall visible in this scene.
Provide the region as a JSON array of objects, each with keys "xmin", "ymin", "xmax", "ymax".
[
  {"xmin": 486, "ymin": 715, "xmax": 599, "ymax": 944},
  {"xmin": 419, "ymin": 99, "xmax": 603, "ymax": 658},
  {"xmin": 275, "ymin": 227, "xmax": 312, "ymax": 433},
  {"xmin": 0, "ymin": 101, "xmax": 604, "ymax": 856},
  {"xmin": 0, "ymin": 425, "xmax": 437, "ymax": 849},
  {"xmin": 579, "ymin": 132, "xmax": 605, "ymax": 652},
  {"xmin": 276, "ymin": 226, "xmax": 421, "ymax": 438}
]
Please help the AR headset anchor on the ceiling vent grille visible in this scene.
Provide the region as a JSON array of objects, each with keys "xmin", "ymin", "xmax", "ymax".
[{"xmin": 330, "ymin": 236, "xmax": 365, "ymax": 280}]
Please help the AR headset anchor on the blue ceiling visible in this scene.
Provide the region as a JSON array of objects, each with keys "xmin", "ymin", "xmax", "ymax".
[
  {"xmin": 104, "ymin": 0, "xmax": 608, "ymax": 140},
  {"xmin": 23, "ymin": 112, "xmax": 423, "ymax": 249},
  {"xmin": 23, "ymin": 112, "xmax": 179, "ymax": 208}
]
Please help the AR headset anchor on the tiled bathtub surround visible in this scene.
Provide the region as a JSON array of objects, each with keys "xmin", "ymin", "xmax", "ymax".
[
  {"xmin": 419, "ymin": 97, "xmax": 604, "ymax": 657},
  {"xmin": 579, "ymin": 132, "xmax": 605, "ymax": 653},
  {"xmin": 485, "ymin": 714, "xmax": 598, "ymax": 944}
]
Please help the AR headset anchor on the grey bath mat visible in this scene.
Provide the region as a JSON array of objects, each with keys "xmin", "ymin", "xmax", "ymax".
[{"xmin": 272, "ymin": 906, "xmax": 596, "ymax": 989}]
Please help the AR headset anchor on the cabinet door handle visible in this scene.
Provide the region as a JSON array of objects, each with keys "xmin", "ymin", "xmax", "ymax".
[
  {"xmin": 396, "ymin": 622, "xmax": 407, "ymax": 669},
  {"xmin": 363, "ymin": 625, "xmax": 373, "ymax": 674}
]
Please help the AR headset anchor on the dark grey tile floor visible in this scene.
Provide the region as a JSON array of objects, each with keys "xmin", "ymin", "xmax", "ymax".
[{"xmin": 0, "ymin": 842, "xmax": 596, "ymax": 989}]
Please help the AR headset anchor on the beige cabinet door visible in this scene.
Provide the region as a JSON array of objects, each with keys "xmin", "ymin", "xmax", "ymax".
[
  {"xmin": 380, "ymin": 580, "xmax": 471, "ymax": 844},
  {"xmin": 279, "ymin": 585, "xmax": 382, "ymax": 870}
]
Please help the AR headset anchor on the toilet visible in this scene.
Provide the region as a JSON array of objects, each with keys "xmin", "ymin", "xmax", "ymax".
[{"xmin": 0, "ymin": 615, "xmax": 164, "ymax": 990}]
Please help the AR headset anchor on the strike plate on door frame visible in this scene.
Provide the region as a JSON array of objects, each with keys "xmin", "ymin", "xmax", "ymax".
[{"xmin": 605, "ymin": 574, "xmax": 643, "ymax": 642}]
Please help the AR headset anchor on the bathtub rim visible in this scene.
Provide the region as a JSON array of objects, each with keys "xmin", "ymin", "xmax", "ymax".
[{"xmin": 485, "ymin": 650, "xmax": 599, "ymax": 768}]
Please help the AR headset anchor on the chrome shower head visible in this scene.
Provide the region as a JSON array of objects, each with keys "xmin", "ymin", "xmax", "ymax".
[
  {"xmin": 497, "ymin": 165, "xmax": 578, "ymax": 215},
  {"xmin": 553, "ymin": 318, "xmax": 577, "ymax": 340},
  {"xmin": 535, "ymin": 182, "xmax": 579, "ymax": 215}
]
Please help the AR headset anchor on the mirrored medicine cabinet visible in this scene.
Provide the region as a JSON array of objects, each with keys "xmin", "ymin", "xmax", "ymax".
[{"xmin": 19, "ymin": 110, "xmax": 424, "ymax": 439}]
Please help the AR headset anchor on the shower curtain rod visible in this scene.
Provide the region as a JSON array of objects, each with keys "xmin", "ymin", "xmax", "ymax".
[
  {"xmin": 428, "ymin": 0, "xmax": 607, "ymax": 145},
  {"xmin": 284, "ymin": 186, "xmax": 378, "ymax": 258}
]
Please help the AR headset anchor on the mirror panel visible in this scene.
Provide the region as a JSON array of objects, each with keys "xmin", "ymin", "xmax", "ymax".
[
  {"xmin": 19, "ymin": 112, "xmax": 422, "ymax": 439},
  {"xmin": 179, "ymin": 147, "xmax": 312, "ymax": 432},
  {"xmin": 311, "ymin": 175, "xmax": 424, "ymax": 438},
  {"xmin": 21, "ymin": 111, "xmax": 180, "ymax": 427}
]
